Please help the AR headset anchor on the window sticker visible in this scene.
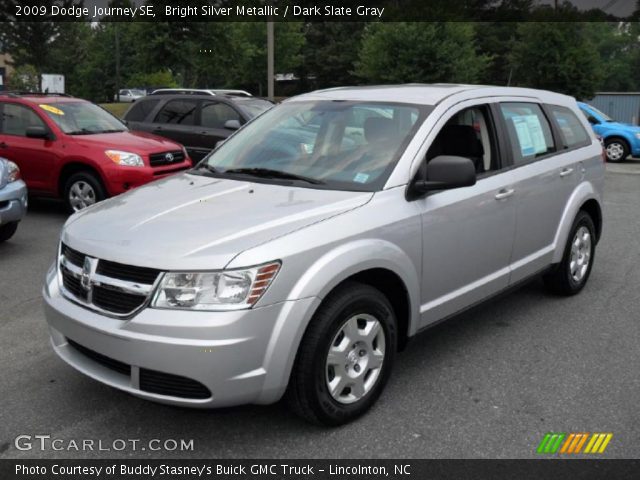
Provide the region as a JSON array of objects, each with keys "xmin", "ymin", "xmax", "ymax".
[
  {"xmin": 511, "ymin": 114, "xmax": 546, "ymax": 156},
  {"xmin": 39, "ymin": 104, "xmax": 64, "ymax": 115},
  {"xmin": 353, "ymin": 172, "xmax": 369, "ymax": 183}
]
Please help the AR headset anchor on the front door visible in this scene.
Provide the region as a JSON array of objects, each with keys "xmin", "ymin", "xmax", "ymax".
[{"xmin": 415, "ymin": 103, "xmax": 517, "ymax": 328}]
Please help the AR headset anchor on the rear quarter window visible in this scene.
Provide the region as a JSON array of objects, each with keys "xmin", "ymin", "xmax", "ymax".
[
  {"xmin": 124, "ymin": 99, "xmax": 160, "ymax": 122},
  {"xmin": 549, "ymin": 105, "xmax": 591, "ymax": 149}
]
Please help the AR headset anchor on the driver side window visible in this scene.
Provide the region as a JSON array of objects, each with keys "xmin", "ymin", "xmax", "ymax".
[{"xmin": 426, "ymin": 105, "xmax": 499, "ymax": 175}]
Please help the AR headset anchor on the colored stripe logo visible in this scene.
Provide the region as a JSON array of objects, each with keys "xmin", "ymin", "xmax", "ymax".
[{"xmin": 537, "ymin": 433, "xmax": 612, "ymax": 454}]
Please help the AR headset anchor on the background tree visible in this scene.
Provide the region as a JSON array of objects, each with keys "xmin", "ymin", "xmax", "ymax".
[
  {"xmin": 355, "ymin": 22, "xmax": 490, "ymax": 84},
  {"xmin": 508, "ymin": 22, "xmax": 603, "ymax": 99},
  {"xmin": 301, "ymin": 23, "xmax": 366, "ymax": 89}
]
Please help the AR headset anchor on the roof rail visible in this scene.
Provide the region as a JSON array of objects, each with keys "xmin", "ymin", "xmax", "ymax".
[
  {"xmin": 0, "ymin": 91, "xmax": 73, "ymax": 97},
  {"xmin": 150, "ymin": 89, "xmax": 216, "ymax": 96}
]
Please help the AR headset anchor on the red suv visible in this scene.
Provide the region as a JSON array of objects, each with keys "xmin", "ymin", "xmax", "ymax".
[{"xmin": 0, "ymin": 93, "xmax": 192, "ymax": 211}]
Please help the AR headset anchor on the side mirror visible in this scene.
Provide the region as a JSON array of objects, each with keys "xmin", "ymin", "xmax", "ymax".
[
  {"xmin": 410, "ymin": 155, "xmax": 476, "ymax": 197},
  {"xmin": 26, "ymin": 126, "xmax": 52, "ymax": 140},
  {"xmin": 224, "ymin": 119, "xmax": 241, "ymax": 130},
  {"xmin": 587, "ymin": 115, "xmax": 600, "ymax": 125}
]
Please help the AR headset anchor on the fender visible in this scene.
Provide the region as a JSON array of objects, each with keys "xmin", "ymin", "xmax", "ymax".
[
  {"xmin": 256, "ymin": 239, "xmax": 421, "ymax": 404},
  {"xmin": 551, "ymin": 181, "xmax": 602, "ymax": 264}
]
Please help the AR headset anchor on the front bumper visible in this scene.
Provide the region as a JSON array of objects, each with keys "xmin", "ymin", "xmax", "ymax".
[
  {"xmin": 0, "ymin": 180, "xmax": 28, "ymax": 225},
  {"xmin": 43, "ymin": 263, "xmax": 319, "ymax": 407},
  {"xmin": 103, "ymin": 162, "xmax": 192, "ymax": 196}
]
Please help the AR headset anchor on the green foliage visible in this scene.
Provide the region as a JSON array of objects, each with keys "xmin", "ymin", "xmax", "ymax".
[
  {"xmin": 355, "ymin": 23, "xmax": 490, "ymax": 84},
  {"xmin": 508, "ymin": 22, "xmax": 603, "ymax": 99},
  {"xmin": 127, "ymin": 70, "xmax": 178, "ymax": 89},
  {"xmin": 8, "ymin": 64, "xmax": 39, "ymax": 91}
]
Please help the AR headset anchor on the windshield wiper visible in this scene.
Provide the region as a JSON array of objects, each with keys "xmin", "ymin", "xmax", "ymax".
[
  {"xmin": 66, "ymin": 128, "xmax": 95, "ymax": 135},
  {"xmin": 223, "ymin": 167, "xmax": 325, "ymax": 185},
  {"xmin": 192, "ymin": 163, "xmax": 220, "ymax": 174},
  {"xmin": 66, "ymin": 128, "xmax": 125, "ymax": 135}
]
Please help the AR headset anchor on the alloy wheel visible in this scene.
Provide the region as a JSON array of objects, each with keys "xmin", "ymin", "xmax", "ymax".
[{"xmin": 325, "ymin": 313, "xmax": 386, "ymax": 405}]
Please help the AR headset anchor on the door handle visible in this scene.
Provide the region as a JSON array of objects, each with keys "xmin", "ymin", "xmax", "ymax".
[
  {"xmin": 559, "ymin": 167, "xmax": 574, "ymax": 177},
  {"xmin": 495, "ymin": 188, "xmax": 515, "ymax": 200}
]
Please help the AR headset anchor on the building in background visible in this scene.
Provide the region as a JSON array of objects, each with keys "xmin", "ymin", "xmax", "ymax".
[{"xmin": 587, "ymin": 93, "xmax": 640, "ymax": 126}]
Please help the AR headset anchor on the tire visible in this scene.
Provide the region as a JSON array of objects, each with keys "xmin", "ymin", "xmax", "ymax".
[
  {"xmin": 286, "ymin": 281, "xmax": 397, "ymax": 426},
  {"xmin": 0, "ymin": 222, "xmax": 18, "ymax": 242},
  {"xmin": 604, "ymin": 138, "xmax": 628, "ymax": 163},
  {"xmin": 543, "ymin": 211, "xmax": 596, "ymax": 296},
  {"xmin": 64, "ymin": 171, "xmax": 106, "ymax": 213}
]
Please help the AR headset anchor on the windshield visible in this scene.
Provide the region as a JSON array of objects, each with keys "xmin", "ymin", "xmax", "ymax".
[
  {"xmin": 234, "ymin": 98, "xmax": 274, "ymax": 117},
  {"xmin": 588, "ymin": 104, "xmax": 613, "ymax": 122},
  {"xmin": 196, "ymin": 100, "xmax": 428, "ymax": 191},
  {"xmin": 39, "ymin": 102, "xmax": 127, "ymax": 134},
  {"xmin": 130, "ymin": 90, "xmax": 145, "ymax": 96}
]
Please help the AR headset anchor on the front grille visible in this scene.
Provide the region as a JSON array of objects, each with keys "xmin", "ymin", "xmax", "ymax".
[
  {"xmin": 61, "ymin": 266, "xmax": 87, "ymax": 300},
  {"xmin": 67, "ymin": 338, "xmax": 131, "ymax": 376},
  {"xmin": 61, "ymin": 244, "xmax": 85, "ymax": 267},
  {"xmin": 60, "ymin": 243, "xmax": 160, "ymax": 317},
  {"xmin": 140, "ymin": 368, "xmax": 211, "ymax": 399},
  {"xmin": 93, "ymin": 286, "xmax": 147, "ymax": 314},
  {"xmin": 96, "ymin": 259, "xmax": 160, "ymax": 284},
  {"xmin": 149, "ymin": 150, "xmax": 185, "ymax": 167}
]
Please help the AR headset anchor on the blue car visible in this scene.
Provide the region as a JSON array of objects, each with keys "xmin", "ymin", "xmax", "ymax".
[{"xmin": 578, "ymin": 101, "xmax": 640, "ymax": 162}]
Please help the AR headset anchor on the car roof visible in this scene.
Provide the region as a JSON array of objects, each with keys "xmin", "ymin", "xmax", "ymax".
[{"xmin": 289, "ymin": 84, "xmax": 576, "ymax": 106}]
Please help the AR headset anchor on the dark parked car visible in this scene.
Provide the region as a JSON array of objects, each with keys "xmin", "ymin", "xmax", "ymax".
[{"xmin": 123, "ymin": 94, "xmax": 273, "ymax": 162}]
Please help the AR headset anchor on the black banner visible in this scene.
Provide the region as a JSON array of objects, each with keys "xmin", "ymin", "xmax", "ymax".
[
  {"xmin": 2, "ymin": 459, "xmax": 640, "ymax": 480},
  {"xmin": 1, "ymin": 0, "xmax": 637, "ymax": 22}
]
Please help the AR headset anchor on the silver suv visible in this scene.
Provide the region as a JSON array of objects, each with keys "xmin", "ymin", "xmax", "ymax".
[{"xmin": 43, "ymin": 85, "xmax": 605, "ymax": 425}]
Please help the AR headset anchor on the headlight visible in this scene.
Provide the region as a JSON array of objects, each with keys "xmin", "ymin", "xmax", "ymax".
[
  {"xmin": 634, "ymin": 133, "xmax": 640, "ymax": 140},
  {"xmin": 2, "ymin": 160, "xmax": 21, "ymax": 182},
  {"xmin": 152, "ymin": 261, "xmax": 280, "ymax": 311},
  {"xmin": 105, "ymin": 150, "xmax": 144, "ymax": 167}
]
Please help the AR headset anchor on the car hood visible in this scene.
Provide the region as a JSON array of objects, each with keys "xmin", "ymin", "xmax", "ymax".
[
  {"xmin": 62, "ymin": 173, "xmax": 373, "ymax": 270},
  {"xmin": 68, "ymin": 130, "xmax": 182, "ymax": 155},
  {"xmin": 597, "ymin": 120, "xmax": 640, "ymax": 132}
]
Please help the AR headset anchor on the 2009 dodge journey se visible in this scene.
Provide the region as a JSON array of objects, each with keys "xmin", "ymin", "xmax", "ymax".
[{"xmin": 44, "ymin": 85, "xmax": 605, "ymax": 425}]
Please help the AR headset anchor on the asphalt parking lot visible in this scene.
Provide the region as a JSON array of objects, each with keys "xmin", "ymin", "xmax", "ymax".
[{"xmin": 1, "ymin": 161, "xmax": 639, "ymax": 459}]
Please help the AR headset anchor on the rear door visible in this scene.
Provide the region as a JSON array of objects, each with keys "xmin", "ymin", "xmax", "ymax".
[
  {"xmin": 0, "ymin": 102, "xmax": 59, "ymax": 193},
  {"xmin": 122, "ymin": 97, "xmax": 162, "ymax": 131},
  {"xmin": 495, "ymin": 102, "xmax": 581, "ymax": 283}
]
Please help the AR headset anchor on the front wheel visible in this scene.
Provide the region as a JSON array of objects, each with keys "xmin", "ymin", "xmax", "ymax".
[
  {"xmin": 604, "ymin": 138, "xmax": 628, "ymax": 162},
  {"xmin": 64, "ymin": 171, "xmax": 106, "ymax": 213},
  {"xmin": 287, "ymin": 281, "xmax": 397, "ymax": 426},
  {"xmin": 0, "ymin": 222, "xmax": 19, "ymax": 242},
  {"xmin": 543, "ymin": 211, "xmax": 596, "ymax": 296}
]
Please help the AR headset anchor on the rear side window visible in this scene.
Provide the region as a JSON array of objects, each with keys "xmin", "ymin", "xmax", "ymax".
[
  {"xmin": 549, "ymin": 105, "xmax": 591, "ymax": 149},
  {"xmin": 154, "ymin": 99, "xmax": 197, "ymax": 125},
  {"xmin": 125, "ymin": 99, "xmax": 160, "ymax": 122},
  {"xmin": 0, "ymin": 103, "xmax": 46, "ymax": 136},
  {"xmin": 499, "ymin": 102, "xmax": 555, "ymax": 165}
]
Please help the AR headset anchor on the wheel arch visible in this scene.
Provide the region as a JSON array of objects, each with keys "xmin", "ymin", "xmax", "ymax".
[
  {"xmin": 552, "ymin": 183, "xmax": 603, "ymax": 264},
  {"xmin": 256, "ymin": 240, "xmax": 420, "ymax": 404},
  {"xmin": 58, "ymin": 161, "xmax": 106, "ymax": 198}
]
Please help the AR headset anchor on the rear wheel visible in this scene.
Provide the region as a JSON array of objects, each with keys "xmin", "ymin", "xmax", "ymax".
[
  {"xmin": 604, "ymin": 138, "xmax": 628, "ymax": 162},
  {"xmin": 543, "ymin": 211, "xmax": 596, "ymax": 296},
  {"xmin": 64, "ymin": 171, "xmax": 106, "ymax": 212},
  {"xmin": 287, "ymin": 281, "xmax": 397, "ymax": 425},
  {"xmin": 0, "ymin": 222, "xmax": 18, "ymax": 242}
]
